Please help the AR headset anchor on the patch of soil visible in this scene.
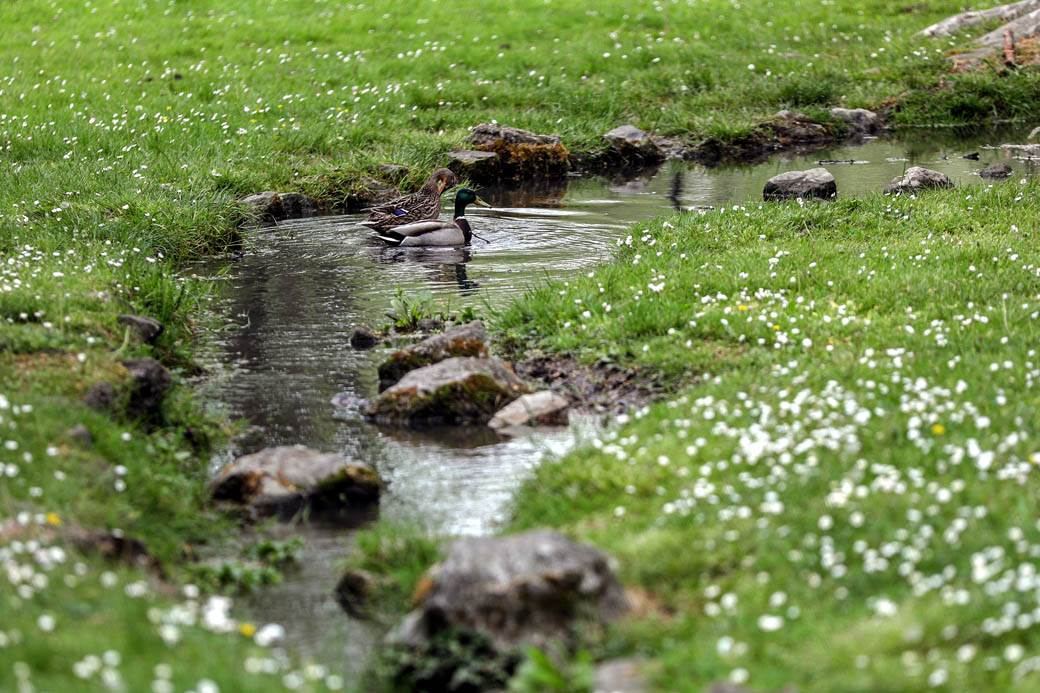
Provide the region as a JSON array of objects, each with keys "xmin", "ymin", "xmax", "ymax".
[
  {"xmin": 690, "ymin": 113, "xmax": 841, "ymax": 166},
  {"xmin": 514, "ymin": 355, "xmax": 674, "ymax": 414}
]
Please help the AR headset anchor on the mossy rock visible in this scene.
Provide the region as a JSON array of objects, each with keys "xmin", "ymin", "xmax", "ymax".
[{"xmin": 368, "ymin": 357, "xmax": 529, "ymax": 426}]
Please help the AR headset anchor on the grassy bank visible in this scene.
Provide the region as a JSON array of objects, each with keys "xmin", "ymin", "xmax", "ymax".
[
  {"xmin": 2, "ymin": 0, "xmax": 1039, "ymax": 689},
  {"xmin": 497, "ymin": 180, "xmax": 1040, "ymax": 691}
]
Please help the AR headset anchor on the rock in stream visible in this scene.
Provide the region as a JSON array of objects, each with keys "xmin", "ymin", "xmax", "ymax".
[
  {"xmin": 389, "ymin": 530, "xmax": 627, "ymax": 653},
  {"xmin": 378, "ymin": 321, "xmax": 488, "ymax": 391},
  {"xmin": 211, "ymin": 445, "xmax": 380, "ymax": 521},
  {"xmin": 884, "ymin": 166, "xmax": 953, "ymax": 195},
  {"xmin": 488, "ymin": 390, "xmax": 570, "ymax": 430},
  {"xmin": 763, "ymin": 167, "xmax": 837, "ymax": 201},
  {"xmin": 368, "ymin": 357, "xmax": 529, "ymax": 426}
]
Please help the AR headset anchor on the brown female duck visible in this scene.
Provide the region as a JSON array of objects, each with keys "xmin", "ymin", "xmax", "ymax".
[{"xmin": 361, "ymin": 168, "xmax": 458, "ymax": 231}]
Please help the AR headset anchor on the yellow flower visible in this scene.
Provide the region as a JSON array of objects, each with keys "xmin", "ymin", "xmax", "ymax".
[
  {"xmin": 931, "ymin": 423, "xmax": 946, "ymax": 436},
  {"xmin": 239, "ymin": 622, "xmax": 257, "ymax": 637},
  {"xmin": 45, "ymin": 512, "xmax": 62, "ymax": 527},
  {"xmin": 772, "ymin": 324, "xmax": 781, "ymax": 331},
  {"xmin": 738, "ymin": 304, "xmax": 749, "ymax": 311}
]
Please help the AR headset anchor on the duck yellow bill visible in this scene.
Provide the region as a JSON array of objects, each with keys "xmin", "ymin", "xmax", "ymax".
[{"xmin": 474, "ymin": 196, "xmax": 491, "ymax": 208}]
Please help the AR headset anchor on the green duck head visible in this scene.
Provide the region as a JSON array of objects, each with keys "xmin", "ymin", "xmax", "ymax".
[{"xmin": 453, "ymin": 188, "xmax": 491, "ymax": 217}]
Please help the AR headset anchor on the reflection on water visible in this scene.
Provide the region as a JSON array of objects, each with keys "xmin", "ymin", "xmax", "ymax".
[{"xmin": 196, "ymin": 128, "xmax": 1037, "ymax": 675}]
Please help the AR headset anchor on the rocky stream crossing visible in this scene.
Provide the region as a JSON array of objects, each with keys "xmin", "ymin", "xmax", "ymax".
[{"xmin": 188, "ymin": 125, "xmax": 1039, "ymax": 686}]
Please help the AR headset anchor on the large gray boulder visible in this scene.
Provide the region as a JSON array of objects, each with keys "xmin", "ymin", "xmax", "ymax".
[
  {"xmin": 377, "ymin": 321, "xmax": 488, "ymax": 391},
  {"xmin": 603, "ymin": 125, "xmax": 665, "ymax": 162},
  {"xmin": 367, "ymin": 357, "xmax": 529, "ymax": 426},
  {"xmin": 830, "ymin": 107, "xmax": 882, "ymax": 136},
  {"xmin": 763, "ymin": 168, "xmax": 836, "ymax": 201},
  {"xmin": 884, "ymin": 167, "xmax": 953, "ymax": 195},
  {"xmin": 211, "ymin": 445, "xmax": 380, "ymax": 520},
  {"xmin": 389, "ymin": 530, "xmax": 627, "ymax": 652},
  {"xmin": 489, "ymin": 390, "xmax": 570, "ymax": 430}
]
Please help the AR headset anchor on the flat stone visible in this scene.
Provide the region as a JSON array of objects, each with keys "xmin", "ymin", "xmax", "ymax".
[
  {"xmin": 377, "ymin": 321, "xmax": 488, "ymax": 391},
  {"xmin": 763, "ymin": 167, "xmax": 837, "ymax": 201},
  {"xmin": 211, "ymin": 445, "xmax": 380, "ymax": 520},
  {"xmin": 830, "ymin": 107, "xmax": 881, "ymax": 136},
  {"xmin": 389, "ymin": 530, "xmax": 627, "ymax": 653},
  {"xmin": 117, "ymin": 314, "xmax": 163, "ymax": 344},
  {"xmin": 367, "ymin": 357, "xmax": 529, "ymax": 426},
  {"xmin": 489, "ymin": 390, "xmax": 570, "ymax": 430},
  {"xmin": 884, "ymin": 166, "xmax": 954, "ymax": 195},
  {"xmin": 603, "ymin": 125, "xmax": 664, "ymax": 161},
  {"xmin": 469, "ymin": 123, "xmax": 562, "ymax": 148},
  {"xmin": 980, "ymin": 162, "xmax": 1014, "ymax": 180}
]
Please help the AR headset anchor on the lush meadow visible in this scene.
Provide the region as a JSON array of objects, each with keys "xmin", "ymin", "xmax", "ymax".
[
  {"xmin": 2, "ymin": 0, "xmax": 1039, "ymax": 689},
  {"xmin": 499, "ymin": 181, "xmax": 1040, "ymax": 690}
]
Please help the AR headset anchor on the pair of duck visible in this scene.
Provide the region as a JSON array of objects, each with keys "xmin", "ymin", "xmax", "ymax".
[{"xmin": 362, "ymin": 168, "xmax": 490, "ymax": 247}]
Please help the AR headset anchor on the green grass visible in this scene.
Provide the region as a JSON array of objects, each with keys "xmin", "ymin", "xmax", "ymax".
[
  {"xmin": 2, "ymin": 0, "xmax": 1039, "ymax": 689},
  {"xmin": 497, "ymin": 181, "xmax": 1040, "ymax": 691}
]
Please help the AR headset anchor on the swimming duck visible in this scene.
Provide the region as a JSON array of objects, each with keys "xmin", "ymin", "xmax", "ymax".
[
  {"xmin": 374, "ymin": 188, "xmax": 490, "ymax": 247},
  {"xmin": 362, "ymin": 168, "xmax": 458, "ymax": 230}
]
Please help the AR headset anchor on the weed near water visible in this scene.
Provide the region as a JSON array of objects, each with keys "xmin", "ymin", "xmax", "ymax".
[{"xmin": 499, "ymin": 180, "xmax": 1040, "ymax": 691}]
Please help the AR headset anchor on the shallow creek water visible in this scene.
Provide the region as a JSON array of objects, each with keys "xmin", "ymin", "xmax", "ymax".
[{"xmin": 196, "ymin": 129, "xmax": 1037, "ymax": 676}]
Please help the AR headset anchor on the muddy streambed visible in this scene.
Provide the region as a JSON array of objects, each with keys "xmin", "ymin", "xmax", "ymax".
[{"xmin": 195, "ymin": 128, "xmax": 1037, "ymax": 678}]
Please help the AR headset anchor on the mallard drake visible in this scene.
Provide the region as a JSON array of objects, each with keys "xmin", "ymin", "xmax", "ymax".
[
  {"xmin": 375, "ymin": 188, "xmax": 490, "ymax": 247},
  {"xmin": 361, "ymin": 168, "xmax": 458, "ymax": 231}
]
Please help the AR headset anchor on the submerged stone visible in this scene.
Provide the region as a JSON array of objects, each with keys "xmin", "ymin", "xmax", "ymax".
[
  {"xmin": 367, "ymin": 357, "xmax": 528, "ymax": 426},
  {"xmin": 349, "ymin": 325, "xmax": 379, "ymax": 349},
  {"xmin": 211, "ymin": 445, "xmax": 380, "ymax": 521},
  {"xmin": 377, "ymin": 321, "xmax": 488, "ymax": 391},
  {"xmin": 884, "ymin": 167, "xmax": 953, "ymax": 195},
  {"xmin": 980, "ymin": 162, "xmax": 1014, "ymax": 180},
  {"xmin": 763, "ymin": 167, "xmax": 837, "ymax": 201},
  {"xmin": 388, "ymin": 530, "xmax": 627, "ymax": 653}
]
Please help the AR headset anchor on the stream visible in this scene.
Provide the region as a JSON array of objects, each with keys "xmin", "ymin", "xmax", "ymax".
[{"xmin": 194, "ymin": 128, "xmax": 1038, "ymax": 680}]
